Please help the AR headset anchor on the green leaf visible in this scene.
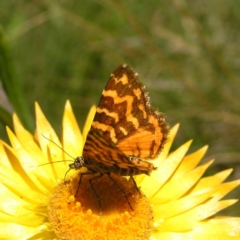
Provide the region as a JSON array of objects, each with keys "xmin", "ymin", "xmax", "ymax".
[
  {"xmin": 0, "ymin": 26, "xmax": 33, "ymax": 131},
  {"xmin": 0, "ymin": 104, "xmax": 13, "ymax": 130}
]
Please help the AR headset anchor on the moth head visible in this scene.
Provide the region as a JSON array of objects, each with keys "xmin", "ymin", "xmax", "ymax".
[{"xmin": 69, "ymin": 156, "xmax": 84, "ymax": 170}]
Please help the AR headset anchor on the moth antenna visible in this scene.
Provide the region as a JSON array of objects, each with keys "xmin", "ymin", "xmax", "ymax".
[
  {"xmin": 39, "ymin": 134, "xmax": 78, "ymax": 181},
  {"xmin": 41, "ymin": 133, "xmax": 75, "ymax": 160},
  {"xmin": 36, "ymin": 159, "xmax": 73, "ymax": 167}
]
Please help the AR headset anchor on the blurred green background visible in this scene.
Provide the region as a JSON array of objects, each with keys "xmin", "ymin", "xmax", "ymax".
[{"xmin": 0, "ymin": 1, "xmax": 239, "ymax": 215}]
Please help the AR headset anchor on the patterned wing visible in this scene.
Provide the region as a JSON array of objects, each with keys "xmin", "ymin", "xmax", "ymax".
[
  {"xmin": 88, "ymin": 64, "xmax": 169, "ymax": 159},
  {"xmin": 83, "ymin": 130, "xmax": 154, "ymax": 173}
]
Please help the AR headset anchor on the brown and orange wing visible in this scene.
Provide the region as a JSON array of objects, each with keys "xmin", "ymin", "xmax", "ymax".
[
  {"xmin": 89, "ymin": 64, "xmax": 169, "ymax": 159},
  {"xmin": 83, "ymin": 130, "xmax": 130, "ymax": 167},
  {"xmin": 83, "ymin": 130, "xmax": 154, "ymax": 172}
]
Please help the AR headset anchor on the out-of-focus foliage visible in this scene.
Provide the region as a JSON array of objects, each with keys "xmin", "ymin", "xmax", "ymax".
[
  {"xmin": 0, "ymin": 0, "xmax": 239, "ymax": 215},
  {"xmin": 0, "ymin": 27, "xmax": 33, "ymax": 130}
]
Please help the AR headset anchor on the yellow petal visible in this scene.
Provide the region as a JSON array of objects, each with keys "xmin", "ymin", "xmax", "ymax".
[
  {"xmin": 34, "ymin": 102, "xmax": 66, "ymax": 179},
  {"xmin": 208, "ymin": 180, "xmax": 240, "ymax": 201},
  {"xmin": 152, "ymin": 140, "xmax": 193, "ymax": 190},
  {"xmin": 158, "ymin": 123, "xmax": 180, "ymax": 164},
  {"xmin": 13, "ymin": 114, "xmax": 47, "ymax": 166},
  {"xmin": 34, "ymin": 102, "xmax": 61, "ymax": 153},
  {"xmin": 0, "ymin": 223, "xmax": 41, "ymax": 239},
  {"xmin": 82, "ymin": 105, "xmax": 96, "ymax": 143},
  {"xmin": 174, "ymin": 145, "xmax": 208, "ymax": 175},
  {"xmin": 153, "ymin": 189, "xmax": 216, "ymax": 218},
  {"xmin": 155, "ymin": 199, "xmax": 238, "ymax": 232},
  {"xmin": 153, "ymin": 160, "xmax": 214, "ymax": 202},
  {"xmin": 62, "ymin": 100, "xmax": 83, "ymax": 158},
  {"xmin": 194, "ymin": 217, "xmax": 240, "ymax": 236},
  {"xmin": 191, "ymin": 169, "xmax": 233, "ymax": 193}
]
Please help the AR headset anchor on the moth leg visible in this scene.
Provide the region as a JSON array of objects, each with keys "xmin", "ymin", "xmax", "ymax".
[
  {"xmin": 64, "ymin": 168, "xmax": 72, "ymax": 184},
  {"xmin": 75, "ymin": 171, "xmax": 96, "ymax": 197},
  {"xmin": 107, "ymin": 173, "xmax": 134, "ymax": 211},
  {"xmin": 130, "ymin": 176, "xmax": 141, "ymax": 195},
  {"xmin": 75, "ymin": 172, "xmax": 104, "ymax": 216},
  {"xmin": 88, "ymin": 173, "xmax": 104, "ymax": 216}
]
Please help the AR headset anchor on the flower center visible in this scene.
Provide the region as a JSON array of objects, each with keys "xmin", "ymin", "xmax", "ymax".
[{"xmin": 48, "ymin": 172, "xmax": 153, "ymax": 239}]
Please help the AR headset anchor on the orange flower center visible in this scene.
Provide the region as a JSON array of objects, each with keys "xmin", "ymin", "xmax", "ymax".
[{"xmin": 48, "ymin": 173, "xmax": 153, "ymax": 239}]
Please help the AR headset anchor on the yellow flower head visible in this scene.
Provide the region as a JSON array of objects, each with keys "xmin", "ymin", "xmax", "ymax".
[{"xmin": 0, "ymin": 101, "xmax": 240, "ymax": 239}]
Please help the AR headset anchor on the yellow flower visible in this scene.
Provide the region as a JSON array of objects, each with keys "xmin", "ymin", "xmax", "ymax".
[{"xmin": 0, "ymin": 101, "xmax": 240, "ymax": 239}]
